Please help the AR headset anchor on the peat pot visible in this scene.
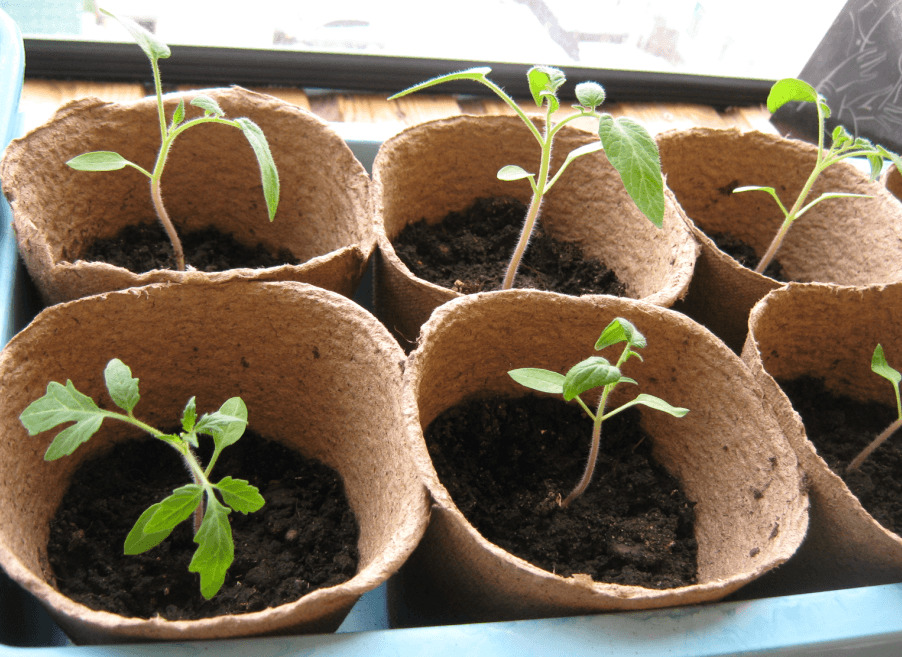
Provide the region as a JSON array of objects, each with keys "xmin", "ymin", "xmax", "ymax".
[
  {"xmin": 743, "ymin": 282, "xmax": 902, "ymax": 593},
  {"xmin": 0, "ymin": 87, "xmax": 373, "ymax": 304},
  {"xmin": 394, "ymin": 289, "xmax": 808, "ymax": 624},
  {"xmin": 659, "ymin": 127, "xmax": 902, "ymax": 353},
  {"xmin": 0, "ymin": 279, "xmax": 429, "ymax": 644},
  {"xmin": 373, "ymin": 114, "xmax": 699, "ymax": 350}
]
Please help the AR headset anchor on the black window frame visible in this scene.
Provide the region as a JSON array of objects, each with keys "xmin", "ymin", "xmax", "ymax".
[{"xmin": 23, "ymin": 39, "xmax": 773, "ymax": 108}]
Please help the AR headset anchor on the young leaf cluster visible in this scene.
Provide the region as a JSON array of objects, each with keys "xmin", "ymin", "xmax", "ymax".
[
  {"xmin": 19, "ymin": 359, "xmax": 263, "ymax": 599},
  {"xmin": 508, "ymin": 318, "xmax": 688, "ymax": 507},
  {"xmin": 734, "ymin": 77, "xmax": 901, "ymax": 275},
  {"xmin": 847, "ymin": 344, "xmax": 902, "ymax": 472},
  {"xmin": 66, "ymin": 9, "xmax": 280, "ymax": 272},
  {"xmin": 389, "ymin": 66, "xmax": 665, "ymax": 290}
]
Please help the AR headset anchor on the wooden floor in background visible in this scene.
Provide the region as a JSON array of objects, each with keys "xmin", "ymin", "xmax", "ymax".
[{"xmin": 19, "ymin": 80, "xmax": 780, "ymax": 138}]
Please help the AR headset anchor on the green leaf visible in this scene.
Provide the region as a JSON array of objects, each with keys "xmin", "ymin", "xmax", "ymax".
[
  {"xmin": 562, "ymin": 357, "xmax": 622, "ymax": 401},
  {"xmin": 234, "ymin": 118, "xmax": 280, "ymax": 221},
  {"xmin": 124, "ymin": 503, "xmax": 177, "ymax": 555},
  {"xmin": 767, "ymin": 78, "xmax": 819, "ymax": 113},
  {"xmin": 144, "ymin": 484, "xmax": 203, "ymax": 534},
  {"xmin": 101, "ymin": 9, "xmax": 171, "ymax": 63},
  {"xmin": 595, "ymin": 317, "xmax": 646, "ymax": 351},
  {"xmin": 497, "ymin": 165, "xmax": 534, "ymax": 181},
  {"xmin": 182, "ymin": 396, "xmax": 197, "ymax": 433},
  {"xmin": 196, "ymin": 397, "xmax": 248, "ymax": 450},
  {"xmin": 527, "ymin": 66, "xmax": 564, "ymax": 111},
  {"xmin": 878, "ymin": 145, "xmax": 902, "ymax": 176},
  {"xmin": 872, "ymin": 344, "xmax": 902, "ymax": 386},
  {"xmin": 560, "ymin": 142, "xmax": 603, "ymax": 173},
  {"xmin": 189, "ymin": 497, "xmax": 234, "ymax": 599},
  {"xmin": 732, "ymin": 185, "xmax": 790, "ymax": 217},
  {"xmin": 20, "ymin": 381, "xmax": 108, "ymax": 460},
  {"xmin": 387, "ymin": 67, "xmax": 492, "ymax": 100},
  {"xmin": 508, "ymin": 368, "xmax": 565, "ymax": 395},
  {"xmin": 66, "ymin": 151, "xmax": 133, "ymax": 172},
  {"xmin": 598, "ymin": 115, "xmax": 665, "ymax": 227},
  {"xmin": 171, "ymin": 99, "xmax": 185, "ymax": 128},
  {"xmin": 42, "ymin": 416, "xmax": 105, "ymax": 461},
  {"xmin": 866, "ymin": 153, "xmax": 885, "ymax": 182},
  {"xmin": 216, "ymin": 477, "xmax": 265, "ymax": 514},
  {"xmin": 575, "ymin": 81, "xmax": 605, "ymax": 110},
  {"xmin": 190, "ymin": 95, "xmax": 225, "ymax": 118},
  {"xmin": 832, "ymin": 124, "xmax": 851, "ymax": 148},
  {"xmin": 104, "ymin": 359, "xmax": 140, "ymax": 413},
  {"xmin": 610, "ymin": 393, "xmax": 689, "ymax": 418}
]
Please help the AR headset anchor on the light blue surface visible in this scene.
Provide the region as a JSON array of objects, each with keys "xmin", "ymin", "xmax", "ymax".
[
  {"xmin": 0, "ymin": 4, "xmax": 22, "ymax": 346},
  {"xmin": 3, "ymin": 584, "xmax": 902, "ymax": 656}
]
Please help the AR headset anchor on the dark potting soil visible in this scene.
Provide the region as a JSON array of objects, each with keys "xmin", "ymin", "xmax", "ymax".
[
  {"xmin": 779, "ymin": 376, "xmax": 902, "ymax": 532},
  {"xmin": 393, "ymin": 197, "xmax": 627, "ymax": 296},
  {"xmin": 709, "ymin": 232, "xmax": 787, "ymax": 282},
  {"xmin": 47, "ymin": 430, "xmax": 359, "ymax": 620},
  {"xmin": 81, "ymin": 223, "xmax": 298, "ymax": 272},
  {"xmin": 424, "ymin": 395, "xmax": 697, "ymax": 588}
]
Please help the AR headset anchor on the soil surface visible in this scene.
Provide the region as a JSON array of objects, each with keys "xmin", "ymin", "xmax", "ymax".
[
  {"xmin": 424, "ymin": 395, "xmax": 697, "ymax": 588},
  {"xmin": 82, "ymin": 223, "xmax": 298, "ymax": 273},
  {"xmin": 47, "ymin": 430, "xmax": 359, "ymax": 620},
  {"xmin": 393, "ymin": 197, "xmax": 627, "ymax": 296},
  {"xmin": 709, "ymin": 232, "xmax": 787, "ymax": 282},
  {"xmin": 780, "ymin": 376, "xmax": 902, "ymax": 532}
]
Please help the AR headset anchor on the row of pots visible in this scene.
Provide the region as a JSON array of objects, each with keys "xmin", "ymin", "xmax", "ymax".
[{"xmin": 1, "ymin": 87, "xmax": 902, "ymax": 643}]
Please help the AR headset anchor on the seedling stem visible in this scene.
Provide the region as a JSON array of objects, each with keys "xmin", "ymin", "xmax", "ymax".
[
  {"xmin": 66, "ymin": 9, "xmax": 280, "ymax": 271},
  {"xmin": 735, "ymin": 78, "xmax": 897, "ymax": 274},
  {"xmin": 508, "ymin": 318, "xmax": 688, "ymax": 507},
  {"xmin": 389, "ymin": 66, "xmax": 664, "ymax": 290},
  {"xmin": 848, "ymin": 344, "xmax": 902, "ymax": 472}
]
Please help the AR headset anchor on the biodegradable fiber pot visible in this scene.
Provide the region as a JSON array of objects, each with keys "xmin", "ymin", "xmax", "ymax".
[
  {"xmin": 883, "ymin": 164, "xmax": 902, "ymax": 201},
  {"xmin": 0, "ymin": 280, "xmax": 429, "ymax": 644},
  {"xmin": 395, "ymin": 289, "xmax": 808, "ymax": 624},
  {"xmin": 0, "ymin": 87, "xmax": 373, "ymax": 304},
  {"xmin": 372, "ymin": 114, "xmax": 699, "ymax": 350},
  {"xmin": 742, "ymin": 282, "xmax": 902, "ymax": 593},
  {"xmin": 659, "ymin": 127, "xmax": 902, "ymax": 354}
]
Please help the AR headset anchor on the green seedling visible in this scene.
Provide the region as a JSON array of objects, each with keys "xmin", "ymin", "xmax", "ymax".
[
  {"xmin": 66, "ymin": 9, "xmax": 280, "ymax": 271},
  {"xmin": 508, "ymin": 317, "xmax": 688, "ymax": 507},
  {"xmin": 389, "ymin": 66, "xmax": 665, "ymax": 290},
  {"xmin": 19, "ymin": 358, "xmax": 263, "ymax": 600},
  {"xmin": 847, "ymin": 344, "xmax": 902, "ymax": 472},
  {"xmin": 735, "ymin": 77, "xmax": 901, "ymax": 275}
]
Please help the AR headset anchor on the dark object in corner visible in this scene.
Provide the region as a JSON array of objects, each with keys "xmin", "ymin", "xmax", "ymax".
[{"xmin": 771, "ymin": 0, "xmax": 902, "ymax": 154}]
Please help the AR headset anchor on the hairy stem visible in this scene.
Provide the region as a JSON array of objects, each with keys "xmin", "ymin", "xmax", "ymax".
[
  {"xmin": 150, "ymin": 175, "xmax": 185, "ymax": 270},
  {"xmin": 561, "ymin": 389, "xmax": 609, "ymax": 508},
  {"xmin": 501, "ymin": 108, "xmax": 554, "ymax": 290},
  {"xmin": 755, "ymin": 100, "xmax": 827, "ymax": 275},
  {"xmin": 122, "ymin": 411, "xmax": 208, "ymax": 530},
  {"xmin": 847, "ymin": 416, "xmax": 902, "ymax": 472}
]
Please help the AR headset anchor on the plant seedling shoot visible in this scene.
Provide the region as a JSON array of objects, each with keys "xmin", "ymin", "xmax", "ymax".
[
  {"xmin": 734, "ymin": 77, "xmax": 901, "ymax": 275},
  {"xmin": 389, "ymin": 66, "xmax": 665, "ymax": 290},
  {"xmin": 508, "ymin": 317, "xmax": 688, "ymax": 507},
  {"xmin": 66, "ymin": 9, "xmax": 280, "ymax": 271},
  {"xmin": 19, "ymin": 358, "xmax": 264, "ymax": 600},
  {"xmin": 847, "ymin": 344, "xmax": 902, "ymax": 472}
]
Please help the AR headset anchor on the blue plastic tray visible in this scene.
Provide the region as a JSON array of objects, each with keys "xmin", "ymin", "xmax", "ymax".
[{"xmin": 4, "ymin": 9, "xmax": 902, "ymax": 654}]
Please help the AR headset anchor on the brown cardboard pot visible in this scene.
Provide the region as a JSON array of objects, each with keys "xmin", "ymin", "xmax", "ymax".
[
  {"xmin": 372, "ymin": 114, "xmax": 699, "ymax": 350},
  {"xmin": 658, "ymin": 127, "xmax": 902, "ymax": 354},
  {"xmin": 742, "ymin": 282, "xmax": 902, "ymax": 593},
  {"xmin": 0, "ymin": 87, "xmax": 373, "ymax": 304},
  {"xmin": 0, "ymin": 280, "xmax": 429, "ymax": 644},
  {"xmin": 883, "ymin": 165, "xmax": 902, "ymax": 200},
  {"xmin": 395, "ymin": 289, "xmax": 808, "ymax": 624}
]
